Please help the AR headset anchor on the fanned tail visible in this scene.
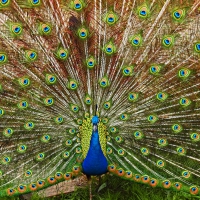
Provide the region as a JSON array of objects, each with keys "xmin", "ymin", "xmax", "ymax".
[{"xmin": 0, "ymin": 0, "xmax": 200, "ymax": 197}]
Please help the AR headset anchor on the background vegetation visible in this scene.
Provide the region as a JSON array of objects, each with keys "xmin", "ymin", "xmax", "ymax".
[{"xmin": 1, "ymin": 174, "xmax": 200, "ymax": 200}]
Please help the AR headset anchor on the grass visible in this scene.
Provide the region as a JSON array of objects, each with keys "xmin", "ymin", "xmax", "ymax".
[{"xmin": 1, "ymin": 174, "xmax": 200, "ymax": 200}]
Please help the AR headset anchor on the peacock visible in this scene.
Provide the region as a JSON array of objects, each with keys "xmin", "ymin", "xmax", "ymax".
[{"xmin": 1, "ymin": 0, "xmax": 200, "ymax": 198}]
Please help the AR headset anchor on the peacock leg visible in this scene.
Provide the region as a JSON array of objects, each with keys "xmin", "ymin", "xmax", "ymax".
[
  {"xmin": 89, "ymin": 180, "xmax": 92, "ymax": 200},
  {"xmin": 87, "ymin": 175, "xmax": 93, "ymax": 200}
]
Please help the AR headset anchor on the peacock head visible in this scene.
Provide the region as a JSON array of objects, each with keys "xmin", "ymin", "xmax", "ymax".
[{"xmin": 92, "ymin": 116, "xmax": 99, "ymax": 125}]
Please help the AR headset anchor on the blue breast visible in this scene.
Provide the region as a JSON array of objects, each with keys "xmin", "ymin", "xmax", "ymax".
[{"xmin": 82, "ymin": 122, "xmax": 108, "ymax": 175}]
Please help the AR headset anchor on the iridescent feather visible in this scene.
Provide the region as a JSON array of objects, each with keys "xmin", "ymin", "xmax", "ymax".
[{"xmin": 0, "ymin": 0, "xmax": 200, "ymax": 198}]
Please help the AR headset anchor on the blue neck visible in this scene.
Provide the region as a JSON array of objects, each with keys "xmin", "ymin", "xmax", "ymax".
[{"xmin": 82, "ymin": 116, "xmax": 108, "ymax": 175}]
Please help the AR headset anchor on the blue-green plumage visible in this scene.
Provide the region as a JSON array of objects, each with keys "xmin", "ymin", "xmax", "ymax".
[{"xmin": 82, "ymin": 116, "xmax": 108, "ymax": 175}]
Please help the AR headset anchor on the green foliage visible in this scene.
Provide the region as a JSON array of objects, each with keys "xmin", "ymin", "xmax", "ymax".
[{"xmin": 2, "ymin": 175, "xmax": 200, "ymax": 200}]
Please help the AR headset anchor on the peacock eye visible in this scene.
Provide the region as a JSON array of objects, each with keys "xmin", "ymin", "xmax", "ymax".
[
  {"xmin": 81, "ymin": 32, "xmax": 85, "ymax": 36},
  {"xmin": 14, "ymin": 27, "xmax": 20, "ymax": 33},
  {"xmin": 33, "ymin": 0, "xmax": 39, "ymax": 4},
  {"xmin": 61, "ymin": 52, "xmax": 66, "ymax": 57},
  {"xmin": 164, "ymin": 39, "xmax": 170, "ymax": 45},
  {"xmin": 140, "ymin": 10, "xmax": 146, "ymax": 16},
  {"xmin": 2, "ymin": 0, "xmax": 8, "ymax": 4},
  {"xmin": 107, "ymin": 48, "xmax": 111, "ymax": 52},
  {"xmin": 44, "ymin": 27, "xmax": 49, "ymax": 32},
  {"xmin": 108, "ymin": 17, "xmax": 114, "ymax": 22},
  {"xmin": 0, "ymin": 55, "xmax": 5, "ymax": 61},
  {"xmin": 174, "ymin": 12, "xmax": 180, "ymax": 18},
  {"xmin": 75, "ymin": 3, "xmax": 81, "ymax": 8},
  {"xmin": 196, "ymin": 44, "xmax": 200, "ymax": 50},
  {"xmin": 162, "ymin": 35, "xmax": 174, "ymax": 48}
]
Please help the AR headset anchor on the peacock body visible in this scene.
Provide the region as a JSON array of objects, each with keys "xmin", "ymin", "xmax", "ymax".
[{"xmin": 1, "ymin": 0, "xmax": 200, "ymax": 197}]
